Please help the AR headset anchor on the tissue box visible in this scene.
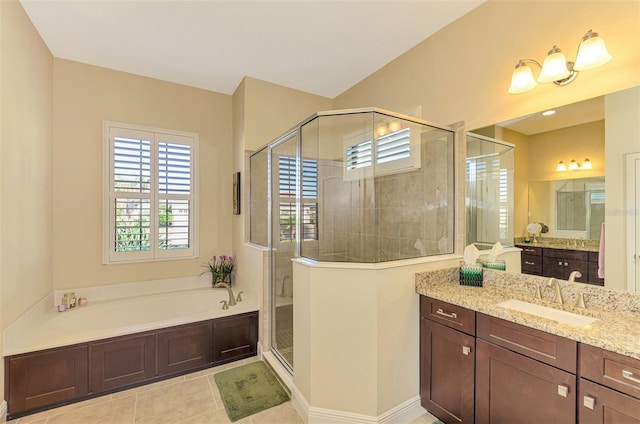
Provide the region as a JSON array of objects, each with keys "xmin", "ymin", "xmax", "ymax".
[
  {"xmin": 459, "ymin": 264, "xmax": 483, "ymax": 287},
  {"xmin": 483, "ymin": 260, "xmax": 506, "ymax": 271}
]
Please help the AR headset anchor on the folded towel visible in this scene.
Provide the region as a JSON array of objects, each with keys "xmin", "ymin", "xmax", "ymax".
[{"xmin": 598, "ymin": 222, "xmax": 605, "ymax": 279}]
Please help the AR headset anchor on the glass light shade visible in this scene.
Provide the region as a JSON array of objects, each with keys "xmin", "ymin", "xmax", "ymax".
[
  {"xmin": 538, "ymin": 47, "xmax": 571, "ymax": 83},
  {"xmin": 508, "ymin": 63, "xmax": 537, "ymax": 94},
  {"xmin": 568, "ymin": 159, "xmax": 579, "ymax": 171},
  {"xmin": 582, "ymin": 158, "xmax": 592, "ymax": 169},
  {"xmin": 574, "ymin": 32, "xmax": 612, "ymax": 71},
  {"xmin": 556, "ymin": 161, "xmax": 567, "ymax": 172}
]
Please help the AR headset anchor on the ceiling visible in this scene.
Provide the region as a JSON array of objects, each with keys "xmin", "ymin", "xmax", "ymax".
[
  {"xmin": 498, "ymin": 96, "xmax": 605, "ymax": 136},
  {"xmin": 20, "ymin": 0, "xmax": 484, "ymax": 98}
]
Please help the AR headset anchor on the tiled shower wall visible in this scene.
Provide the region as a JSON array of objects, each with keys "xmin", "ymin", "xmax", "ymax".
[{"xmin": 317, "ymin": 131, "xmax": 454, "ymax": 262}]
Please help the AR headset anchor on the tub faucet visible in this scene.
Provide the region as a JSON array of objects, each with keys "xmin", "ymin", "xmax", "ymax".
[
  {"xmin": 568, "ymin": 271, "xmax": 582, "ymax": 283},
  {"xmin": 214, "ymin": 282, "xmax": 237, "ymax": 306},
  {"xmin": 546, "ymin": 278, "xmax": 564, "ymax": 305}
]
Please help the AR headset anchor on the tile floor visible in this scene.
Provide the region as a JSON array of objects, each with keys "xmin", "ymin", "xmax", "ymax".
[{"xmin": 7, "ymin": 356, "xmax": 439, "ymax": 424}]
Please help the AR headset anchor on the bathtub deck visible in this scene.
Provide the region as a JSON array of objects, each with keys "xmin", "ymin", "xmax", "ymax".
[{"xmin": 4, "ymin": 286, "xmax": 258, "ymax": 356}]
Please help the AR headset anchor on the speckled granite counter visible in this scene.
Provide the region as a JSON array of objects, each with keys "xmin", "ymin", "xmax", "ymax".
[
  {"xmin": 516, "ymin": 241, "xmax": 599, "ymax": 252},
  {"xmin": 415, "ymin": 267, "xmax": 640, "ymax": 360}
]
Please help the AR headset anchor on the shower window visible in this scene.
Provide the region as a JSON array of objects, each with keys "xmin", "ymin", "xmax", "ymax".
[{"xmin": 277, "ymin": 155, "xmax": 318, "ymax": 243}]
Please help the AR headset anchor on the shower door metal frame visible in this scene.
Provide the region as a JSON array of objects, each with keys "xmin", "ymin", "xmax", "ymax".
[{"xmin": 266, "ymin": 128, "xmax": 300, "ymax": 376}]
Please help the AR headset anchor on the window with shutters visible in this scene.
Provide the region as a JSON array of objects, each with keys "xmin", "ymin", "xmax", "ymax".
[
  {"xmin": 344, "ymin": 126, "xmax": 419, "ymax": 180},
  {"xmin": 277, "ymin": 155, "xmax": 318, "ymax": 243},
  {"xmin": 103, "ymin": 122, "xmax": 198, "ymax": 264}
]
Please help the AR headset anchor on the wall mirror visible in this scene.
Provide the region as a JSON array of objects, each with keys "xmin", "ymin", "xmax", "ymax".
[{"xmin": 529, "ymin": 177, "xmax": 605, "ymax": 240}]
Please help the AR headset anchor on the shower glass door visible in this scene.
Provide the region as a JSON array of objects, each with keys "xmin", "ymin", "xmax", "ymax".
[{"xmin": 270, "ymin": 131, "xmax": 298, "ymax": 371}]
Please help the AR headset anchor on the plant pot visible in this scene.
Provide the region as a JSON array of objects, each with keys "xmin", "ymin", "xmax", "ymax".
[{"xmin": 212, "ymin": 272, "xmax": 232, "ymax": 287}]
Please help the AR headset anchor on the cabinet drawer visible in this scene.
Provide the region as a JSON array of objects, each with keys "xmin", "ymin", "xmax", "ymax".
[
  {"xmin": 477, "ymin": 313, "xmax": 577, "ymax": 373},
  {"xmin": 517, "ymin": 245, "xmax": 542, "ymax": 256},
  {"xmin": 580, "ymin": 343, "xmax": 640, "ymax": 399},
  {"xmin": 521, "ymin": 254, "xmax": 542, "ymax": 275},
  {"xmin": 544, "ymin": 248, "xmax": 589, "ymax": 261},
  {"xmin": 420, "ymin": 296, "xmax": 475, "ymax": 336}
]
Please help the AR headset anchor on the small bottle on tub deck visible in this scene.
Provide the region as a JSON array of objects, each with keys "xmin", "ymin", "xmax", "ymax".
[{"xmin": 78, "ymin": 297, "xmax": 87, "ymax": 306}]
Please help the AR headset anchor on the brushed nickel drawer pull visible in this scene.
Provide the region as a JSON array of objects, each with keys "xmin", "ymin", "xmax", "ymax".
[
  {"xmin": 622, "ymin": 370, "xmax": 640, "ymax": 384},
  {"xmin": 435, "ymin": 308, "xmax": 457, "ymax": 319},
  {"xmin": 583, "ymin": 395, "xmax": 595, "ymax": 410},
  {"xmin": 524, "ymin": 248, "xmax": 535, "ymax": 252},
  {"xmin": 525, "ymin": 261, "xmax": 535, "ymax": 265}
]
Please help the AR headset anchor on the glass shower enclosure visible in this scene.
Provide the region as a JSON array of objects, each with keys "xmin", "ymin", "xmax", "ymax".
[{"xmin": 250, "ymin": 108, "xmax": 456, "ymax": 372}]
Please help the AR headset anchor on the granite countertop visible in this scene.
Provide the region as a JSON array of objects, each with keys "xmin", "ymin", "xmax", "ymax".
[
  {"xmin": 415, "ymin": 268, "xmax": 640, "ymax": 360},
  {"xmin": 515, "ymin": 241, "xmax": 599, "ymax": 253}
]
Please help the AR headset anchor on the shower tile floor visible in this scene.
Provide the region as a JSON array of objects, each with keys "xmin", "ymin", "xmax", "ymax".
[{"xmin": 8, "ymin": 356, "xmax": 441, "ymax": 424}]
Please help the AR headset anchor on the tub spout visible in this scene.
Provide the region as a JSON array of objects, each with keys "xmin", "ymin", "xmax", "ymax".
[{"xmin": 214, "ymin": 283, "xmax": 237, "ymax": 306}]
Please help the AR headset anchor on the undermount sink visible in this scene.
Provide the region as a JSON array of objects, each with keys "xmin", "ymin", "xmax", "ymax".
[{"xmin": 496, "ymin": 299, "xmax": 598, "ymax": 327}]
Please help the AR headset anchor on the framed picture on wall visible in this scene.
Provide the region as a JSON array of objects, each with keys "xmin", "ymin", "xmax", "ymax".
[{"xmin": 233, "ymin": 172, "xmax": 241, "ymax": 215}]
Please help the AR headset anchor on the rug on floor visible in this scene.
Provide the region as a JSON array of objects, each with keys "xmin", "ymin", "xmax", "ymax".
[{"xmin": 214, "ymin": 361, "xmax": 289, "ymax": 422}]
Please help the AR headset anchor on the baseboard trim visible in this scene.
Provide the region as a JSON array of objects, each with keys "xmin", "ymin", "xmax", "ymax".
[
  {"xmin": 0, "ymin": 400, "xmax": 7, "ymax": 423},
  {"xmin": 292, "ymin": 389, "xmax": 428, "ymax": 424}
]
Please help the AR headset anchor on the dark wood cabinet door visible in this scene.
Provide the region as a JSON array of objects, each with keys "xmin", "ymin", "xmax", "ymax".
[
  {"xmin": 543, "ymin": 256, "xmax": 567, "ymax": 279},
  {"xmin": 91, "ymin": 333, "xmax": 156, "ymax": 392},
  {"xmin": 420, "ymin": 318, "xmax": 475, "ymax": 424},
  {"xmin": 476, "ymin": 339, "xmax": 576, "ymax": 424},
  {"xmin": 6, "ymin": 345, "xmax": 88, "ymax": 415},
  {"xmin": 565, "ymin": 259, "xmax": 588, "ymax": 282},
  {"xmin": 212, "ymin": 311, "xmax": 258, "ymax": 364},
  {"xmin": 157, "ymin": 321, "xmax": 213, "ymax": 376},
  {"xmin": 579, "ymin": 378, "xmax": 640, "ymax": 423}
]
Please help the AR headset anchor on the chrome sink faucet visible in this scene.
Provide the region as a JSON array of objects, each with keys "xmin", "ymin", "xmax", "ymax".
[
  {"xmin": 568, "ymin": 270, "xmax": 582, "ymax": 283},
  {"xmin": 546, "ymin": 278, "xmax": 564, "ymax": 305},
  {"xmin": 214, "ymin": 282, "xmax": 237, "ymax": 306}
]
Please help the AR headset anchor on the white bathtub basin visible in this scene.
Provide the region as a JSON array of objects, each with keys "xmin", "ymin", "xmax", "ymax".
[{"xmin": 496, "ymin": 299, "xmax": 597, "ymax": 327}]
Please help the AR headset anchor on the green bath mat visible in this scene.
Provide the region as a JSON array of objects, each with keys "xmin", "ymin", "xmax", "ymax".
[{"xmin": 214, "ymin": 361, "xmax": 289, "ymax": 421}]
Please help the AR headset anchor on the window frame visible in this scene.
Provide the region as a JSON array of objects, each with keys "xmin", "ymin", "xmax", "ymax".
[{"xmin": 102, "ymin": 121, "xmax": 199, "ymax": 264}]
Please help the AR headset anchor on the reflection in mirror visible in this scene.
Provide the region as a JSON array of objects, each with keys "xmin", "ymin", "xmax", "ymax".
[
  {"xmin": 529, "ymin": 177, "xmax": 605, "ymax": 240},
  {"xmin": 465, "ymin": 133, "xmax": 514, "ymax": 248}
]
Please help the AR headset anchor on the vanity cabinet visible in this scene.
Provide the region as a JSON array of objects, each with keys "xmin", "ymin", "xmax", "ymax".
[
  {"xmin": 542, "ymin": 248, "xmax": 589, "ymax": 282},
  {"xmin": 475, "ymin": 313, "xmax": 577, "ymax": 423},
  {"xmin": 517, "ymin": 245, "xmax": 603, "ymax": 285},
  {"xmin": 420, "ymin": 296, "xmax": 475, "ymax": 424},
  {"xmin": 5, "ymin": 311, "xmax": 258, "ymax": 419},
  {"xmin": 578, "ymin": 344, "xmax": 640, "ymax": 423}
]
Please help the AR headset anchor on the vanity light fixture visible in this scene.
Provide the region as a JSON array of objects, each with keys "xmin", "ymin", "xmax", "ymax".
[
  {"xmin": 556, "ymin": 158, "xmax": 592, "ymax": 171},
  {"xmin": 508, "ymin": 29, "xmax": 612, "ymax": 94}
]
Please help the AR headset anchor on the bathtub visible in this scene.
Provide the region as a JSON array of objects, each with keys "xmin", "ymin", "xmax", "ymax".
[{"xmin": 3, "ymin": 282, "xmax": 258, "ymax": 356}]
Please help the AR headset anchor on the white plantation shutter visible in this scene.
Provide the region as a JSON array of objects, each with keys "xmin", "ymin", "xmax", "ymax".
[
  {"xmin": 104, "ymin": 123, "xmax": 198, "ymax": 264},
  {"xmin": 344, "ymin": 126, "xmax": 419, "ymax": 179},
  {"xmin": 277, "ymin": 155, "xmax": 318, "ymax": 242}
]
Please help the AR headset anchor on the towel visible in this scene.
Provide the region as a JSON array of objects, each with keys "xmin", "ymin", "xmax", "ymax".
[{"xmin": 598, "ymin": 222, "xmax": 605, "ymax": 279}]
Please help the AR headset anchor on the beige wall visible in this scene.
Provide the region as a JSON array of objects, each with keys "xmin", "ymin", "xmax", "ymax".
[
  {"xmin": 0, "ymin": 0, "xmax": 54, "ymax": 408},
  {"xmin": 605, "ymin": 86, "xmax": 640, "ymax": 291},
  {"xmin": 52, "ymin": 59, "xmax": 232, "ymax": 288},
  {"xmin": 334, "ymin": 1, "xmax": 639, "ymax": 129},
  {"xmin": 231, "ymin": 77, "xmax": 332, "ymax": 351},
  {"xmin": 1, "ymin": 0, "xmax": 53, "ymax": 327},
  {"xmin": 528, "ymin": 120, "xmax": 605, "ymax": 182},
  {"xmin": 334, "ymin": 0, "xmax": 639, "ymax": 289}
]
